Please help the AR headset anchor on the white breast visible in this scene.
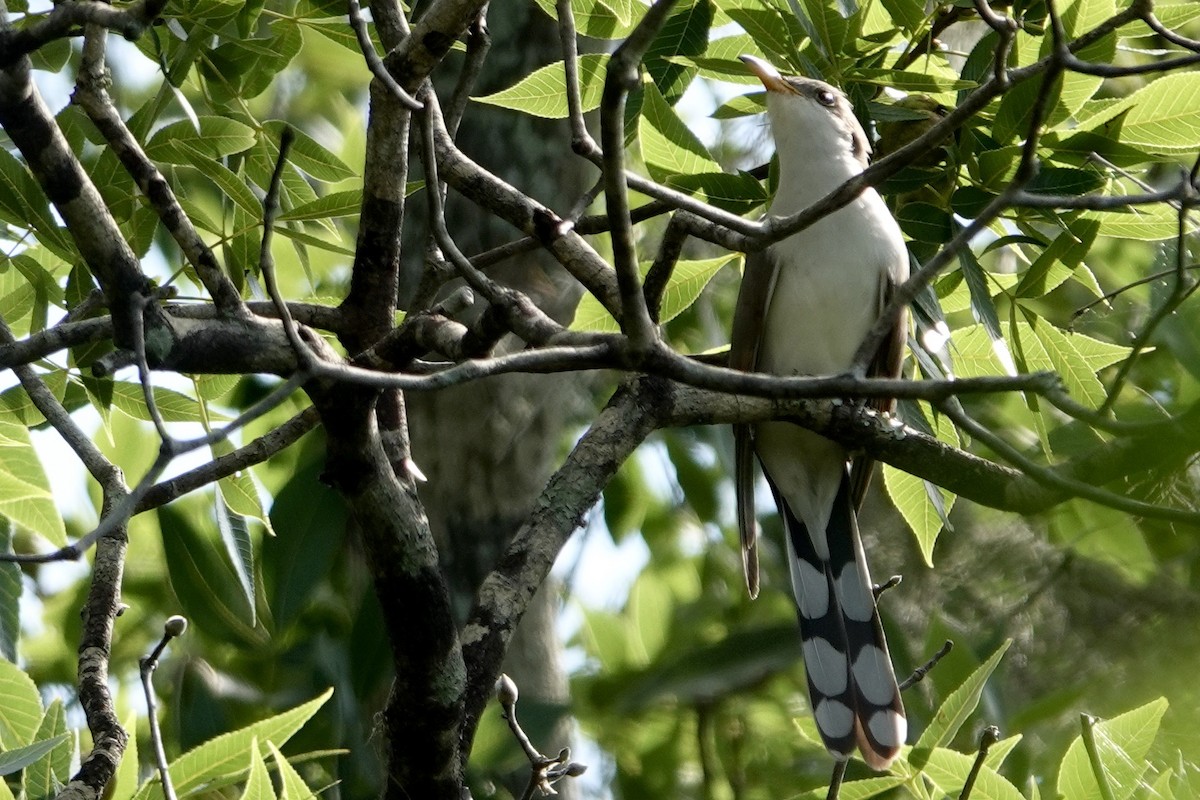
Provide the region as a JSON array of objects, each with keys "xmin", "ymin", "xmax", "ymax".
[{"xmin": 756, "ymin": 189, "xmax": 905, "ymax": 378}]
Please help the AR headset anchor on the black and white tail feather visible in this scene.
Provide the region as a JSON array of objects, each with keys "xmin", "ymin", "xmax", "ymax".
[{"xmin": 770, "ymin": 472, "xmax": 906, "ymax": 769}]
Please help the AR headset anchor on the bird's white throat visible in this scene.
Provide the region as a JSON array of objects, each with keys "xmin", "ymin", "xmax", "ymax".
[{"xmin": 765, "ymin": 94, "xmax": 872, "ymax": 216}]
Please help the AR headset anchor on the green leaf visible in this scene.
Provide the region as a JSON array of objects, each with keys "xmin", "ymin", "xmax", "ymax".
[
  {"xmin": 1077, "ymin": 72, "xmax": 1200, "ymax": 153},
  {"xmin": 1024, "ymin": 167, "xmax": 1106, "ymax": 197},
  {"xmin": 530, "ymin": 0, "xmax": 637, "ymax": 39},
  {"xmin": 660, "ymin": 256, "xmax": 738, "ymax": 324},
  {"xmin": 109, "ymin": 382, "xmax": 221, "ymax": 423},
  {"xmin": 0, "ymin": 149, "xmax": 75, "ymax": 261},
  {"xmin": 724, "ymin": 7, "xmax": 798, "ymax": 66},
  {"xmin": 1014, "ymin": 219, "xmax": 1099, "ymax": 299},
  {"xmin": 711, "ymin": 92, "xmax": 766, "ymax": 119},
  {"xmin": 133, "ymin": 689, "xmax": 332, "ymax": 800},
  {"xmin": 276, "ymin": 190, "xmax": 363, "ymax": 221},
  {"xmin": 264, "ymin": 463, "xmax": 348, "ymax": 631},
  {"xmin": 158, "ymin": 505, "xmax": 263, "ymax": 647},
  {"xmin": 644, "ymin": 0, "xmax": 712, "ymax": 102},
  {"xmin": 22, "ymin": 701, "xmax": 72, "ymax": 800},
  {"xmin": 1056, "ymin": 698, "xmax": 1168, "ymax": 800},
  {"xmin": 879, "ymin": 0, "xmax": 926, "ymax": 33},
  {"xmin": 958, "ymin": 238, "xmax": 1004, "ymax": 345},
  {"xmin": 1027, "ymin": 321, "xmax": 1130, "ymax": 408},
  {"xmin": 240, "ymin": 741, "xmax": 275, "ymax": 800},
  {"xmin": 618, "ymin": 624, "xmax": 802, "ymax": 710},
  {"xmin": 0, "ymin": 768, "xmax": 14, "ymax": 799},
  {"xmin": 912, "ymin": 639, "xmax": 1012, "ymax": 767},
  {"xmin": 897, "ymin": 202, "xmax": 952, "ymax": 244},
  {"xmin": 571, "ymin": 256, "xmax": 735, "ymax": 332},
  {"xmin": 267, "ymin": 742, "xmax": 317, "ymax": 800},
  {"xmin": 145, "ymin": 117, "xmax": 257, "ymax": 162},
  {"xmin": 0, "ymin": 659, "xmax": 41, "ymax": 747},
  {"xmin": 0, "ymin": 420, "xmax": 67, "ymax": 546},
  {"xmin": 667, "ymin": 170, "xmax": 767, "ymax": 213},
  {"xmin": 215, "ymin": 490, "xmax": 257, "ymax": 627},
  {"xmin": 109, "ymin": 714, "xmax": 140, "ymax": 800},
  {"xmin": 851, "ymin": 68, "xmax": 975, "ymax": 93},
  {"xmin": 994, "ymin": 70, "xmax": 1063, "ymax": 145},
  {"xmin": 0, "ymin": 734, "xmax": 69, "ymax": 777},
  {"xmin": 475, "ymin": 54, "xmax": 608, "ymax": 118},
  {"xmin": 217, "ymin": 460, "xmax": 273, "ymax": 536},
  {"xmin": 262, "ymin": 122, "xmax": 357, "ymax": 182},
  {"xmin": 794, "ymin": 776, "xmax": 905, "ymax": 799},
  {"xmin": 272, "ymin": 224, "xmax": 355, "ymax": 257},
  {"xmin": 921, "ymin": 747, "xmax": 1025, "ymax": 800},
  {"xmin": 639, "ymin": 80, "xmax": 721, "ymax": 178},
  {"xmin": 1084, "ymin": 201, "xmax": 1184, "ymax": 241},
  {"xmin": 883, "ymin": 464, "xmax": 954, "ymax": 567},
  {"xmin": 180, "ymin": 145, "xmax": 263, "ymax": 216},
  {"xmin": 951, "ymin": 321, "xmax": 1129, "ymax": 408},
  {"xmin": 0, "ymin": 524, "xmax": 19, "ymax": 661}
]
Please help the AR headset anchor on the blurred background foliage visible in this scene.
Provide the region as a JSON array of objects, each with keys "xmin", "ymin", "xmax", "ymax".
[{"xmin": 0, "ymin": 0, "xmax": 1199, "ymax": 796}]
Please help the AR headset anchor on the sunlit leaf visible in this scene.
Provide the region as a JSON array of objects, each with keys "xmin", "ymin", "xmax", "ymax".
[
  {"xmin": 475, "ymin": 54, "xmax": 609, "ymax": 118},
  {"xmin": 132, "ymin": 690, "xmax": 332, "ymax": 800},
  {"xmin": 145, "ymin": 117, "xmax": 257, "ymax": 162},
  {"xmin": 240, "ymin": 741, "xmax": 275, "ymax": 800},
  {"xmin": 1056, "ymin": 698, "xmax": 1168, "ymax": 800},
  {"xmin": 921, "ymin": 746, "xmax": 1025, "ymax": 800},
  {"xmin": 0, "ymin": 659, "xmax": 42, "ymax": 748},
  {"xmin": 0, "ymin": 420, "xmax": 66, "ymax": 546},
  {"xmin": 22, "ymin": 701, "xmax": 72, "ymax": 800},
  {"xmin": 267, "ymin": 742, "xmax": 317, "ymax": 800},
  {"xmin": 912, "ymin": 639, "xmax": 1011, "ymax": 766}
]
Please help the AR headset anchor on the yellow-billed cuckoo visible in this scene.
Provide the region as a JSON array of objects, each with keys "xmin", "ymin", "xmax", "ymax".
[{"xmin": 731, "ymin": 56, "xmax": 908, "ymax": 770}]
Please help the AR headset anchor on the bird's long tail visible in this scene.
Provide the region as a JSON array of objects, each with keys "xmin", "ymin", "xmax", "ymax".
[{"xmin": 770, "ymin": 473, "xmax": 906, "ymax": 770}]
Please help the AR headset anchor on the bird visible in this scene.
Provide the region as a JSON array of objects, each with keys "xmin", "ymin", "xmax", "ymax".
[{"xmin": 730, "ymin": 55, "xmax": 909, "ymax": 771}]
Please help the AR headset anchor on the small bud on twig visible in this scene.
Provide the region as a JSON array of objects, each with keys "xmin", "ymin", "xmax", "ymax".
[
  {"xmin": 496, "ymin": 673, "xmax": 519, "ymax": 707},
  {"xmin": 164, "ymin": 615, "xmax": 188, "ymax": 638}
]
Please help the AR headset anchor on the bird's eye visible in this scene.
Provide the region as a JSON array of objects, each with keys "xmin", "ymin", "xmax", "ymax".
[{"xmin": 816, "ymin": 89, "xmax": 837, "ymax": 107}]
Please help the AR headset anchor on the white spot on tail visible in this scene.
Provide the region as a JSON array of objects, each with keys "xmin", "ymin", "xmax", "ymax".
[
  {"xmin": 852, "ymin": 645, "xmax": 897, "ymax": 706},
  {"xmin": 789, "ymin": 557, "xmax": 828, "ymax": 618},
  {"xmin": 815, "ymin": 698, "xmax": 854, "ymax": 738},
  {"xmin": 868, "ymin": 709, "xmax": 907, "ymax": 749},
  {"xmin": 835, "ymin": 564, "xmax": 874, "ymax": 622},
  {"xmin": 803, "ymin": 637, "xmax": 848, "ymax": 696}
]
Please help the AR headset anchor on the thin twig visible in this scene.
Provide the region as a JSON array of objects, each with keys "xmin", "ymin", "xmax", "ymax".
[
  {"xmin": 959, "ymin": 726, "xmax": 1001, "ymax": 800},
  {"xmin": 824, "ymin": 759, "xmax": 847, "ymax": 800},
  {"xmin": 1080, "ymin": 714, "xmax": 1118, "ymax": 800},
  {"xmin": 141, "ymin": 616, "xmax": 188, "ymax": 800},
  {"xmin": 873, "ymin": 575, "xmax": 902, "ymax": 600},
  {"xmin": 599, "ymin": 0, "xmax": 677, "ymax": 351},
  {"xmin": 1142, "ymin": 7, "xmax": 1200, "ymax": 53},
  {"xmin": 936, "ymin": 399, "xmax": 1200, "ymax": 525},
  {"xmin": 899, "ymin": 640, "xmax": 953, "ymax": 692},
  {"xmin": 495, "ymin": 674, "xmax": 586, "ymax": 800},
  {"xmin": 1100, "ymin": 157, "xmax": 1200, "ymax": 413},
  {"xmin": 0, "ymin": 0, "xmax": 168, "ymax": 67},
  {"xmin": 1072, "ymin": 263, "xmax": 1200, "ymax": 321},
  {"xmin": 444, "ymin": 5, "xmax": 490, "ymax": 137},
  {"xmin": 74, "ymin": 26, "xmax": 245, "ymax": 315},
  {"xmin": 644, "ymin": 214, "xmax": 690, "ymax": 323},
  {"xmin": 417, "ymin": 85, "xmax": 566, "ymax": 344},
  {"xmin": 347, "ymin": 0, "xmax": 423, "ymax": 110},
  {"xmin": 556, "ymin": 0, "xmax": 596, "ymax": 153},
  {"xmin": 258, "ymin": 128, "xmax": 316, "ymax": 371},
  {"xmin": 135, "ymin": 407, "xmax": 320, "ymax": 513}
]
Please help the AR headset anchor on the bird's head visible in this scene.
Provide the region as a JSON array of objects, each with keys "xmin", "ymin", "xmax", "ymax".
[{"xmin": 740, "ymin": 55, "xmax": 870, "ymax": 170}]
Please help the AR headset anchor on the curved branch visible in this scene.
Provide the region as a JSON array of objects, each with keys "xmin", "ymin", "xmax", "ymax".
[{"xmin": 0, "ymin": 0, "xmax": 167, "ymax": 67}]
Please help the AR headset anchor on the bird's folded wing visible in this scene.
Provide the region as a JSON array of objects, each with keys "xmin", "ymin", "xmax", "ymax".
[
  {"xmin": 849, "ymin": 271, "xmax": 907, "ymax": 511},
  {"xmin": 730, "ymin": 248, "xmax": 781, "ymax": 599}
]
